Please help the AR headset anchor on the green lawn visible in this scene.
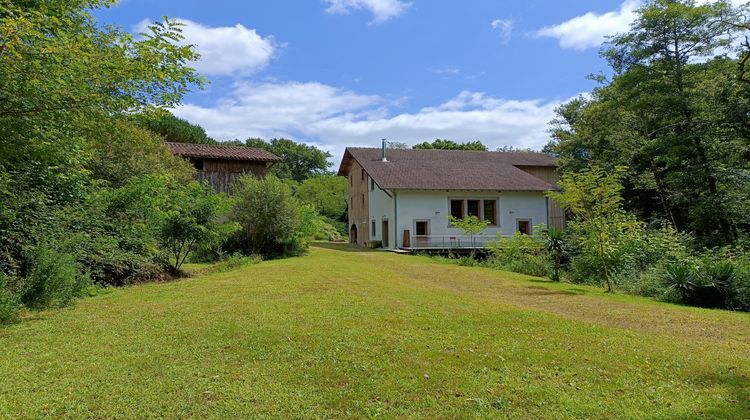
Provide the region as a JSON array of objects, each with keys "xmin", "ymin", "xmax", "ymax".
[{"xmin": 1, "ymin": 243, "xmax": 749, "ymax": 418}]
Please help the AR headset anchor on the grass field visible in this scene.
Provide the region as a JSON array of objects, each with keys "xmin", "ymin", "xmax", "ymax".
[{"xmin": 1, "ymin": 243, "xmax": 749, "ymax": 418}]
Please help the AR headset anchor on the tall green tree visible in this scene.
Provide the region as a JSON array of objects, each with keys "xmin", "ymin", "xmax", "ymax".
[
  {"xmin": 130, "ymin": 110, "xmax": 215, "ymax": 144},
  {"xmin": 296, "ymin": 176, "xmax": 347, "ymax": 221},
  {"xmin": 548, "ymin": 167, "xmax": 643, "ymax": 292},
  {"xmin": 546, "ymin": 0, "xmax": 750, "ymax": 246},
  {"xmin": 0, "ymin": 0, "xmax": 202, "ymax": 276},
  {"xmin": 245, "ymin": 138, "xmax": 332, "ymax": 181},
  {"xmin": 413, "ymin": 139, "xmax": 488, "ymax": 151}
]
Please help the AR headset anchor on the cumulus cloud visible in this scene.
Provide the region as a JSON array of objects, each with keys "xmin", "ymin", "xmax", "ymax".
[
  {"xmin": 135, "ymin": 18, "xmax": 276, "ymax": 76},
  {"xmin": 172, "ymin": 81, "xmax": 564, "ymax": 161},
  {"xmin": 491, "ymin": 19, "xmax": 514, "ymax": 45},
  {"xmin": 323, "ymin": 0, "xmax": 411, "ymax": 24},
  {"xmin": 534, "ymin": 0, "xmax": 640, "ymax": 50},
  {"xmin": 535, "ymin": 0, "xmax": 748, "ymax": 51}
]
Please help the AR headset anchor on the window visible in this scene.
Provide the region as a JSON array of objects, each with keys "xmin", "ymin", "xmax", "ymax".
[
  {"xmin": 450, "ymin": 200, "xmax": 464, "ymax": 219},
  {"xmin": 415, "ymin": 221, "xmax": 429, "ymax": 236},
  {"xmin": 192, "ymin": 159, "xmax": 204, "ymax": 171},
  {"xmin": 483, "ymin": 200, "xmax": 497, "ymax": 225},
  {"xmin": 361, "ymin": 168, "xmax": 365, "ymax": 181},
  {"xmin": 361, "ymin": 194, "xmax": 365, "ymax": 207},
  {"xmin": 371, "ymin": 221, "xmax": 376, "ymax": 237},
  {"xmin": 450, "ymin": 198, "xmax": 498, "ymax": 226},
  {"xmin": 370, "ymin": 178, "xmax": 375, "ymax": 191},
  {"xmin": 517, "ymin": 220, "xmax": 531, "ymax": 235},
  {"xmin": 467, "ymin": 200, "xmax": 480, "ymax": 218}
]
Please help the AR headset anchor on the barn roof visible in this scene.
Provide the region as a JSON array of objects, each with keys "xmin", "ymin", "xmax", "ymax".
[
  {"xmin": 337, "ymin": 147, "xmax": 558, "ymax": 191},
  {"xmin": 166, "ymin": 142, "xmax": 282, "ymax": 162}
]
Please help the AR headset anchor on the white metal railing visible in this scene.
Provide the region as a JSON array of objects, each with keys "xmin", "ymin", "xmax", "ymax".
[{"xmin": 407, "ymin": 234, "xmax": 505, "ymax": 249}]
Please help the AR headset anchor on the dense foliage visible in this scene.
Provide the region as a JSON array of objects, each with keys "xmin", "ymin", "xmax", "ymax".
[
  {"xmin": 0, "ymin": 0, "xmax": 247, "ymax": 323},
  {"xmin": 245, "ymin": 138, "xmax": 333, "ymax": 181},
  {"xmin": 546, "ymin": 0, "xmax": 750, "ymax": 247},
  {"xmin": 229, "ymin": 176, "xmax": 318, "ymax": 258},
  {"xmin": 413, "ymin": 139, "xmax": 488, "ymax": 151},
  {"xmin": 130, "ymin": 110, "xmax": 215, "ymax": 144}
]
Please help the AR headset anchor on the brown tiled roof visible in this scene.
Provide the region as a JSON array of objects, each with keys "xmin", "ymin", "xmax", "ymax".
[
  {"xmin": 338, "ymin": 148, "xmax": 558, "ymax": 191},
  {"xmin": 166, "ymin": 142, "xmax": 282, "ymax": 162}
]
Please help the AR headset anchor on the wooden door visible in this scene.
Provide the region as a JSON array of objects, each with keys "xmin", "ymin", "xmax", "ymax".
[{"xmin": 382, "ymin": 220, "xmax": 389, "ymax": 248}]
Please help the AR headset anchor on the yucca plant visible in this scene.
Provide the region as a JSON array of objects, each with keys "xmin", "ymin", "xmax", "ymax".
[
  {"xmin": 543, "ymin": 228, "xmax": 566, "ymax": 282},
  {"xmin": 703, "ymin": 261, "xmax": 737, "ymax": 309},
  {"xmin": 662, "ymin": 264, "xmax": 696, "ymax": 302}
]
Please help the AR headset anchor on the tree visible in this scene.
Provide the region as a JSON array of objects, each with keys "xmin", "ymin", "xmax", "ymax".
[
  {"xmin": 548, "ymin": 167, "xmax": 643, "ymax": 292},
  {"xmin": 295, "ymin": 176, "xmax": 347, "ymax": 221},
  {"xmin": 448, "ymin": 215, "xmax": 490, "ymax": 253},
  {"xmin": 413, "ymin": 139, "xmax": 488, "ymax": 151},
  {"xmin": 130, "ymin": 110, "xmax": 215, "ymax": 144},
  {"xmin": 546, "ymin": 0, "xmax": 750, "ymax": 246},
  {"xmin": 0, "ymin": 0, "xmax": 201, "ymax": 282},
  {"xmin": 86, "ymin": 118, "xmax": 195, "ymax": 187},
  {"xmin": 160, "ymin": 182, "xmax": 238, "ymax": 273},
  {"xmin": 246, "ymin": 138, "xmax": 332, "ymax": 181}
]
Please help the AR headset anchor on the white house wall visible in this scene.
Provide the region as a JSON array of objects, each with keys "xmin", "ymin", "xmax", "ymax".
[
  {"xmin": 367, "ymin": 178, "xmax": 395, "ymax": 246},
  {"xmin": 390, "ymin": 190, "xmax": 549, "ymax": 249}
]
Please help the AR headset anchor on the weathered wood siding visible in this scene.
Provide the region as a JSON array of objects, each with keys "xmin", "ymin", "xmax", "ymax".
[
  {"xmin": 518, "ymin": 166, "xmax": 566, "ymax": 230},
  {"xmin": 196, "ymin": 159, "xmax": 270, "ymax": 193},
  {"xmin": 347, "ymin": 160, "xmax": 369, "ymax": 245}
]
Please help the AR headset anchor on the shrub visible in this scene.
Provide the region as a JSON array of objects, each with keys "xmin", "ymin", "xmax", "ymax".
[
  {"xmin": 0, "ymin": 274, "xmax": 20, "ymax": 325},
  {"xmin": 487, "ymin": 232, "xmax": 551, "ymax": 277},
  {"xmin": 661, "ymin": 263, "xmax": 697, "ymax": 303},
  {"xmin": 159, "ymin": 182, "xmax": 239, "ymax": 273},
  {"xmin": 19, "ymin": 246, "xmax": 89, "ymax": 310},
  {"xmin": 230, "ymin": 175, "xmax": 316, "ymax": 258},
  {"xmin": 313, "ymin": 217, "xmax": 344, "ymax": 241},
  {"xmin": 207, "ymin": 253, "xmax": 262, "ymax": 274}
]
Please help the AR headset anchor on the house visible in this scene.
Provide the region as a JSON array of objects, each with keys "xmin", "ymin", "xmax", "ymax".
[
  {"xmin": 167, "ymin": 142, "xmax": 282, "ymax": 193},
  {"xmin": 337, "ymin": 144, "xmax": 564, "ymax": 250}
]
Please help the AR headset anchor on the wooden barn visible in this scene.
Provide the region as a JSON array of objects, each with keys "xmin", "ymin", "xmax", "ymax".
[{"xmin": 167, "ymin": 142, "xmax": 282, "ymax": 193}]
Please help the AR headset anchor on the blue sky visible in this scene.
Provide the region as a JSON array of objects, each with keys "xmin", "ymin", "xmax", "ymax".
[{"xmin": 94, "ymin": 0, "xmax": 674, "ymax": 157}]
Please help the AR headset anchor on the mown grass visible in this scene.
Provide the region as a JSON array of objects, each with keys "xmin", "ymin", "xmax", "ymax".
[{"xmin": 1, "ymin": 243, "xmax": 749, "ymax": 418}]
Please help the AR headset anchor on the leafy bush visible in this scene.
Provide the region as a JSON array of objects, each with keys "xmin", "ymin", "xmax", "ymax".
[
  {"xmin": 160, "ymin": 182, "xmax": 239, "ymax": 273},
  {"xmin": 0, "ymin": 274, "xmax": 20, "ymax": 325},
  {"xmin": 19, "ymin": 246, "xmax": 89, "ymax": 311},
  {"xmin": 487, "ymin": 232, "xmax": 551, "ymax": 277},
  {"xmin": 230, "ymin": 175, "xmax": 317, "ymax": 258},
  {"xmin": 313, "ymin": 216, "xmax": 344, "ymax": 241},
  {"xmin": 207, "ymin": 254, "xmax": 262, "ymax": 274}
]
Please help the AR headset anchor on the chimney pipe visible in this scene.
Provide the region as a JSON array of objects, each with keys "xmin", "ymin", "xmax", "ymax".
[{"xmin": 381, "ymin": 139, "xmax": 388, "ymax": 162}]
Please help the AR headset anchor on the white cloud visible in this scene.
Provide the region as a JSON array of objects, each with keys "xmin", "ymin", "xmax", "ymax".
[
  {"xmin": 491, "ymin": 19, "xmax": 514, "ymax": 45},
  {"xmin": 135, "ymin": 19, "xmax": 276, "ymax": 76},
  {"xmin": 173, "ymin": 82, "xmax": 564, "ymax": 161},
  {"xmin": 534, "ymin": 0, "xmax": 640, "ymax": 50},
  {"xmin": 535, "ymin": 0, "xmax": 748, "ymax": 51},
  {"xmin": 323, "ymin": 0, "xmax": 411, "ymax": 24}
]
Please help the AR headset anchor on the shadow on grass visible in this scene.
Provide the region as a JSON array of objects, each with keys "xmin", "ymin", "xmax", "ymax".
[
  {"xmin": 312, "ymin": 242, "xmax": 373, "ymax": 253},
  {"xmin": 523, "ymin": 285, "xmax": 586, "ymax": 296},
  {"xmin": 676, "ymin": 372, "xmax": 750, "ymax": 417}
]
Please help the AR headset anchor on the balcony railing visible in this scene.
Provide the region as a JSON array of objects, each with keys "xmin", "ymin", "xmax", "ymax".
[{"xmin": 405, "ymin": 234, "xmax": 503, "ymax": 250}]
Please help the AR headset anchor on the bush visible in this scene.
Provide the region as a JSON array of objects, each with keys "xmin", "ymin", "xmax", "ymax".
[
  {"xmin": 207, "ymin": 253, "xmax": 262, "ymax": 274},
  {"xmin": 313, "ymin": 217, "xmax": 344, "ymax": 241},
  {"xmin": 159, "ymin": 182, "xmax": 239, "ymax": 273},
  {"xmin": 487, "ymin": 232, "xmax": 551, "ymax": 277},
  {"xmin": 19, "ymin": 246, "xmax": 89, "ymax": 311},
  {"xmin": 230, "ymin": 175, "xmax": 316, "ymax": 258},
  {"xmin": 0, "ymin": 274, "xmax": 20, "ymax": 325}
]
